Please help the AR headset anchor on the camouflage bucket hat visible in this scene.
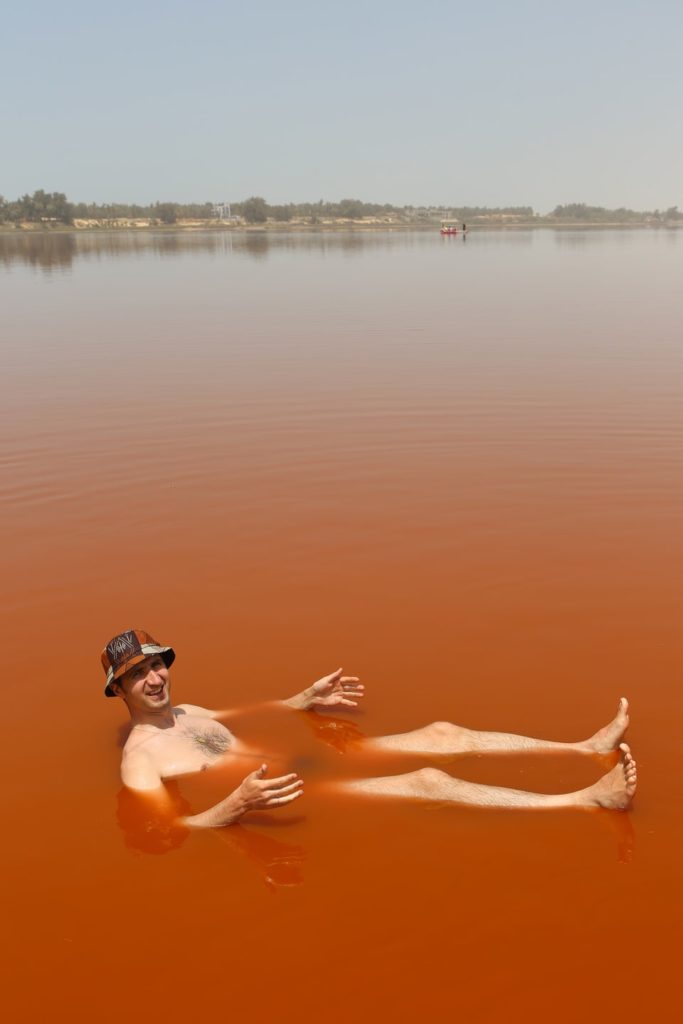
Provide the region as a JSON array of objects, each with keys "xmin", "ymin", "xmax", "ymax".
[{"xmin": 101, "ymin": 628, "xmax": 175, "ymax": 697}]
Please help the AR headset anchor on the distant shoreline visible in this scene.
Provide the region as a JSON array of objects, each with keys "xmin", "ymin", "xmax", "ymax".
[{"xmin": 1, "ymin": 221, "xmax": 680, "ymax": 235}]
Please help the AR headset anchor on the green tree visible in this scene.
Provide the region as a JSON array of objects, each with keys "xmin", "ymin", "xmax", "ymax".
[
  {"xmin": 35, "ymin": 190, "xmax": 72, "ymax": 222},
  {"xmin": 271, "ymin": 204, "xmax": 293, "ymax": 222},
  {"xmin": 154, "ymin": 202, "xmax": 178, "ymax": 224},
  {"xmin": 240, "ymin": 196, "xmax": 269, "ymax": 223},
  {"xmin": 338, "ymin": 198, "xmax": 365, "ymax": 219},
  {"xmin": 11, "ymin": 190, "xmax": 73, "ymax": 223}
]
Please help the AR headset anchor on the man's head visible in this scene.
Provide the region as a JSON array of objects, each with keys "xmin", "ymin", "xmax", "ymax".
[
  {"xmin": 110, "ymin": 652, "xmax": 172, "ymax": 714},
  {"xmin": 101, "ymin": 629, "xmax": 175, "ymax": 704}
]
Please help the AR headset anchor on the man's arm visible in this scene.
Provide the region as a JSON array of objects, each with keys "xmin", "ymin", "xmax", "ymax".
[
  {"xmin": 183, "ymin": 764, "xmax": 303, "ymax": 828},
  {"xmin": 121, "ymin": 751, "xmax": 303, "ymax": 829},
  {"xmin": 191, "ymin": 669, "xmax": 364, "ymax": 720},
  {"xmin": 281, "ymin": 668, "xmax": 365, "ymax": 711}
]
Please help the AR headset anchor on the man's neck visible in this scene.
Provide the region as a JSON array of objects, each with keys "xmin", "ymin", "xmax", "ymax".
[{"xmin": 128, "ymin": 705, "xmax": 177, "ymax": 730}]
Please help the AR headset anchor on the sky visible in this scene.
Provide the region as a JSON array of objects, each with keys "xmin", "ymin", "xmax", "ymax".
[{"xmin": 1, "ymin": 0, "xmax": 681, "ymax": 212}]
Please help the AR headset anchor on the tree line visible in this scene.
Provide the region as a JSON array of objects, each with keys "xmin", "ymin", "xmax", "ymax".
[
  {"xmin": 0, "ymin": 190, "xmax": 680, "ymax": 226},
  {"xmin": 0, "ymin": 191, "xmax": 214, "ymax": 225},
  {"xmin": 550, "ymin": 203, "xmax": 681, "ymax": 223}
]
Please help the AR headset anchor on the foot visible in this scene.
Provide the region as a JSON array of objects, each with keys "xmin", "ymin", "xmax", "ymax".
[
  {"xmin": 588, "ymin": 743, "xmax": 637, "ymax": 810},
  {"xmin": 586, "ymin": 697, "xmax": 629, "ymax": 754}
]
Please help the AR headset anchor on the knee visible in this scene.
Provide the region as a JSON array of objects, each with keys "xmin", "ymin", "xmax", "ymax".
[
  {"xmin": 413, "ymin": 766, "xmax": 448, "ymax": 797},
  {"xmin": 427, "ymin": 720, "xmax": 461, "ymax": 742}
]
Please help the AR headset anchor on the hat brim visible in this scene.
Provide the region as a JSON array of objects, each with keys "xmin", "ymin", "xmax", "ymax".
[{"xmin": 104, "ymin": 646, "xmax": 175, "ymax": 697}]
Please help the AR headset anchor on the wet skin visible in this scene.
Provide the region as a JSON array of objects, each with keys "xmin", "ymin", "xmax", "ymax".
[{"xmin": 112, "ymin": 657, "xmax": 636, "ymax": 828}]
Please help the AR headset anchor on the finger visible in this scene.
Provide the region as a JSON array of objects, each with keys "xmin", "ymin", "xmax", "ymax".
[
  {"xmin": 259, "ymin": 772, "xmax": 300, "ymax": 789},
  {"xmin": 341, "ymin": 687, "xmax": 364, "ymax": 696},
  {"xmin": 246, "ymin": 763, "xmax": 268, "ymax": 781},
  {"xmin": 325, "ymin": 695, "xmax": 358, "ymax": 707},
  {"xmin": 263, "ymin": 779, "xmax": 304, "ymax": 799},
  {"xmin": 266, "ymin": 790, "xmax": 303, "ymax": 807},
  {"xmin": 340, "ymin": 677, "xmax": 361, "ymax": 685},
  {"xmin": 320, "ymin": 668, "xmax": 343, "ymax": 684}
]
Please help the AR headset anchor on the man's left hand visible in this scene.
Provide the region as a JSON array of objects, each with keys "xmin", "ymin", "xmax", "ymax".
[{"xmin": 285, "ymin": 669, "xmax": 364, "ymax": 711}]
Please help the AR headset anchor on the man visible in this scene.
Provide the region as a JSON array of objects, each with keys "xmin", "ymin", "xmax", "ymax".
[{"xmin": 103, "ymin": 629, "xmax": 637, "ymax": 830}]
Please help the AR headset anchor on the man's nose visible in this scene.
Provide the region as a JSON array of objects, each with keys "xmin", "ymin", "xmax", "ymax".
[{"xmin": 148, "ymin": 668, "xmax": 162, "ymax": 684}]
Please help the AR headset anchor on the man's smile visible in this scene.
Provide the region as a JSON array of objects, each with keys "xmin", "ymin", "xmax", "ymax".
[{"xmin": 146, "ymin": 683, "xmax": 167, "ymax": 701}]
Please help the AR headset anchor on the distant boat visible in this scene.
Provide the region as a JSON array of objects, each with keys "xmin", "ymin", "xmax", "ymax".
[{"xmin": 440, "ymin": 219, "xmax": 463, "ymax": 236}]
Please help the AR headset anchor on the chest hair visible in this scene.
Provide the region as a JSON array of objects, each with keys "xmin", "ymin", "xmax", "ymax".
[{"xmin": 182, "ymin": 726, "xmax": 232, "ymax": 757}]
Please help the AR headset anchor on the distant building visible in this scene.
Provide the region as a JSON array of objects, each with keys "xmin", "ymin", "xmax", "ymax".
[{"xmin": 213, "ymin": 202, "xmax": 236, "ymax": 221}]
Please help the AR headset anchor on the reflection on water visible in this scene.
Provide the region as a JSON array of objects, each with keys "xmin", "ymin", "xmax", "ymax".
[
  {"xmin": 599, "ymin": 808, "xmax": 636, "ymax": 864},
  {"xmin": 213, "ymin": 825, "xmax": 306, "ymax": 892},
  {"xmin": 0, "ymin": 231, "xmax": 78, "ymax": 271},
  {"xmin": 116, "ymin": 785, "xmax": 305, "ymax": 889},
  {"xmin": 0, "ymin": 227, "xmax": 434, "ymax": 272},
  {"xmin": 300, "ymin": 713, "xmax": 367, "ymax": 753},
  {"xmin": 117, "ymin": 783, "xmax": 190, "ymax": 854},
  {"xmin": 3, "ymin": 225, "xmax": 672, "ymax": 274}
]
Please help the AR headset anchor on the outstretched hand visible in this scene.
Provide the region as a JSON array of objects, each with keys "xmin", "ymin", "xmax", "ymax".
[
  {"xmin": 282, "ymin": 668, "xmax": 365, "ymax": 712},
  {"xmin": 237, "ymin": 764, "xmax": 304, "ymax": 814},
  {"xmin": 307, "ymin": 668, "xmax": 365, "ymax": 709},
  {"xmin": 183, "ymin": 764, "xmax": 303, "ymax": 828}
]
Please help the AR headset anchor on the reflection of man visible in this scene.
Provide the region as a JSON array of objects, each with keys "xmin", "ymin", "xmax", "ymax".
[{"xmin": 103, "ymin": 629, "xmax": 637, "ymax": 830}]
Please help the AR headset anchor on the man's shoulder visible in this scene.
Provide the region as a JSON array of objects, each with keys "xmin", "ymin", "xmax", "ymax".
[
  {"xmin": 174, "ymin": 703, "xmax": 217, "ymax": 719},
  {"xmin": 120, "ymin": 743, "xmax": 161, "ymax": 791},
  {"xmin": 121, "ymin": 731, "xmax": 155, "ymax": 760}
]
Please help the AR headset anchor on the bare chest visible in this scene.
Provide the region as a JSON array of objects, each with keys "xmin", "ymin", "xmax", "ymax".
[{"xmin": 133, "ymin": 719, "xmax": 236, "ymax": 779}]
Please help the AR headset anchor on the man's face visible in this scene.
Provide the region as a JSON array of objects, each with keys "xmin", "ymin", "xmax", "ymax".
[{"xmin": 114, "ymin": 654, "xmax": 170, "ymax": 712}]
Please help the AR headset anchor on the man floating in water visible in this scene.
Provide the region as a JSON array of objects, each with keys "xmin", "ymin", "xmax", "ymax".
[{"xmin": 103, "ymin": 629, "xmax": 636, "ymax": 829}]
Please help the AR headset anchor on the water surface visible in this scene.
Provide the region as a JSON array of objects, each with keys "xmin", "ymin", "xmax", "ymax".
[{"xmin": 2, "ymin": 229, "xmax": 681, "ymax": 1021}]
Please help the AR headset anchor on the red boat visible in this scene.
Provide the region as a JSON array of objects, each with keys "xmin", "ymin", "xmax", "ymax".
[{"xmin": 440, "ymin": 220, "xmax": 459, "ymax": 235}]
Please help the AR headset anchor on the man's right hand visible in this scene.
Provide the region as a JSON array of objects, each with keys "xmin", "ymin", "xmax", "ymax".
[
  {"xmin": 235, "ymin": 764, "xmax": 304, "ymax": 815},
  {"xmin": 184, "ymin": 765, "xmax": 303, "ymax": 829}
]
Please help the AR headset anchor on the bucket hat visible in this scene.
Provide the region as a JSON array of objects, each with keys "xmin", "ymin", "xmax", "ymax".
[{"xmin": 101, "ymin": 628, "xmax": 175, "ymax": 697}]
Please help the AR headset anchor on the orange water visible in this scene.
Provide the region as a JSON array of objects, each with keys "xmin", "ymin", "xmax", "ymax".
[{"xmin": 2, "ymin": 230, "xmax": 682, "ymax": 1021}]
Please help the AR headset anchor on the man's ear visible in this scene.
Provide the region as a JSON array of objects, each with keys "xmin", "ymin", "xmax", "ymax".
[{"xmin": 111, "ymin": 681, "xmax": 125, "ymax": 698}]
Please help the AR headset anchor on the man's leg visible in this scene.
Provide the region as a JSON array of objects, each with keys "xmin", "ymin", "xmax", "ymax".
[
  {"xmin": 340, "ymin": 743, "xmax": 637, "ymax": 811},
  {"xmin": 364, "ymin": 698, "xmax": 629, "ymax": 757}
]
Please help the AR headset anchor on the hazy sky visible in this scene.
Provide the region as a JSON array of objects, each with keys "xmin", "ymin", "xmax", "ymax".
[{"xmin": 2, "ymin": 0, "xmax": 681, "ymax": 211}]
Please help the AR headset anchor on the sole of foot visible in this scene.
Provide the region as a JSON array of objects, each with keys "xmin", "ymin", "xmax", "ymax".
[{"xmin": 590, "ymin": 742, "xmax": 637, "ymax": 810}]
